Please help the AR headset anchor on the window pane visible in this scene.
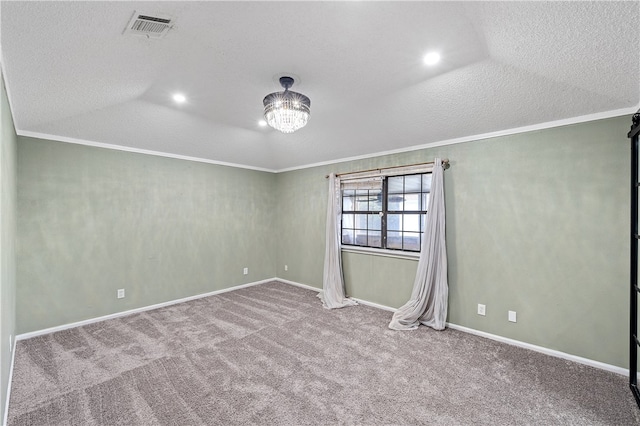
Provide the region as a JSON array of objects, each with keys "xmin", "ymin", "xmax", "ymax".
[
  {"xmin": 369, "ymin": 190, "xmax": 382, "ymax": 211},
  {"xmin": 368, "ymin": 231, "xmax": 382, "ymax": 248},
  {"xmin": 355, "ymin": 192, "xmax": 369, "ymax": 211},
  {"xmin": 387, "ymin": 214, "xmax": 402, "ymax": 231},
  {"xmin": 342, "ymin": 229, "xmax": 354, "ymax": 245},
  {"xmin": 342, "ymin": 214, "xmax": 354, "ymax": 228},
  {"xmin": 387, "ymin": 231, "xmax": 402, "ymax": 249},
  {"xmin": 354, "ymin": 229, "xmax": 367, "ymax": 245},
  {"xmin": 403, "ymin": 214, "xmax": 421, "ymax": 232},
  {"xmin": 422, "ymin": 193, "xmax": 430, "ymax": 211},
  {"xmin": 368, "ymin": 214, "xmax": 381, "ymax": 230},
  {"xmin": 343, "ymin": 189, "xmax": 355, "ymax": 196},
  {"xmin": 403, "ymin": 232, "xmax": 421, "ymax": 251},
  {"xmin": 342, "ymin": 196, "xmax": 354, "ymax": 211},
  {"xmin": 404, "ymin": 175, "xmax": 421, "ymax": 192},
  {"xmin": 355, "ymin": 214, "xmax": 368, "ymax": 229},
  {"xmin": 388, "ymin": 176, "xmax": 404, "ymax": 194},
  {"xmin": 388, "ymin": 194, "xmax": 404, "ymax": 211},
  {"xmin": 422, "ymin": 174, "xmax": 432, "ymax": 192},
  {"xmin": 404, "ymin": 193, "xmax": 420, "ymax": 211}
]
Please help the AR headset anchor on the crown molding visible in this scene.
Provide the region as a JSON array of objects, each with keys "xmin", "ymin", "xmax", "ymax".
[
  {"xmin": 14, "ymin": 105, "xmax": 638, "ymax": 175},
  {"xmin": 16, "ymin": 130, "xmax": 277, "ymax": 173},
  {"xmin": 275, "ymin": 106, "xmax": 638, "ymax": 173}
]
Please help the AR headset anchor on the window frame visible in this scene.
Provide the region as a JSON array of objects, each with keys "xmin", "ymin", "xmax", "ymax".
[{"xmin": 340, "ymin": 171, "xmax": 432, "ymax": 254}]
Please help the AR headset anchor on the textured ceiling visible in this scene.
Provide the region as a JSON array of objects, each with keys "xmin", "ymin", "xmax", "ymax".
[{"xmin": 1, "ymin": 1, "xmax": 639, "ymax": 171}]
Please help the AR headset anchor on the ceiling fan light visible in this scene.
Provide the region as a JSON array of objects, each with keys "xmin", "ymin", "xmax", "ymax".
[
  {"xmin": 423, "ymin": 51, "xmax": 441, "ymax": 66},
  {"xmin": 263, "ymin": 77, "xmax": 311, "ymax": 134}
]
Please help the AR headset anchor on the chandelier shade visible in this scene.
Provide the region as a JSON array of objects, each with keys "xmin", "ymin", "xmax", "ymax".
[{"xmin": 263, "ymin": 76, "xmax": 311, "ymax": 134}]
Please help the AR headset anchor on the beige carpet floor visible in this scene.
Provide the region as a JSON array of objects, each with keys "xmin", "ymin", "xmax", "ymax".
[{"xmin": 7, "ymin": 281, "xmax": 640, "ymax": 425}]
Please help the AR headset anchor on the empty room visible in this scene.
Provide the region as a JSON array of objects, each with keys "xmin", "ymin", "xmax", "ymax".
[{"xmin": 1, "ymin": 1, "xmax": 640, "ymax": 425}]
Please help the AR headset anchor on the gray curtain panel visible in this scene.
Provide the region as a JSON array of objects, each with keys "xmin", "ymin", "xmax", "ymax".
[{"xmin": 389, "ymin": 158, "xmax": 448, "ymax": 330}]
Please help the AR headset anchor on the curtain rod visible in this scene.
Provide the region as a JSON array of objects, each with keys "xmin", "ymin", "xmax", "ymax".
[{"xmin": 325, "ymin": 159, "xmax": 450, "ymax": 179}]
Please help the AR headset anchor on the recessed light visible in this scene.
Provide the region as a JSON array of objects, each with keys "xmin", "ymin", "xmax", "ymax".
[
  {"xmin": 258, "ymin": 120, "xmax": 267, "ymax": 127},
  {"xmin": 423, "ymin": 52, "xmax": 441, "ymax": 66},
  {"xmin": 172, "ymin": 93, "xmax": 186, "ymax": 103}
]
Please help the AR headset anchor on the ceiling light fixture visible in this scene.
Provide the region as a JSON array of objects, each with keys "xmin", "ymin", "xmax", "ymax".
[
  {"xmin": 173, "ymin": 93, "xmax": 186, "ymax": 103},
  {"xmin": 423, "ymin": 52, "xmax": 441, "ymax": 66},
  {"xmin": 263, "ymin": 76, "xmax": 311, "ymax": 134}
]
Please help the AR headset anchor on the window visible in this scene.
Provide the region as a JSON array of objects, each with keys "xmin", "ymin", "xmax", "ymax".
[{"xmin": 341, "ymin": 173, "xmax": 432, "ymax": 252}]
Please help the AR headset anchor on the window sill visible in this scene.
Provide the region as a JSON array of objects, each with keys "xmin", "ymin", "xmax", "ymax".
[{"xmin": 341, "ymin": 246, "xmax": 420, "ymax": 261}]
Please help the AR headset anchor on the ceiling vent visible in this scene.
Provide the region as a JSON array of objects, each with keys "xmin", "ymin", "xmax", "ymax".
[{"xmin": 123, "ymin": 11, "xmax": 173, "ymax": 39}]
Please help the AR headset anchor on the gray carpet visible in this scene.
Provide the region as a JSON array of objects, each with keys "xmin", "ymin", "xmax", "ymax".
[{"xmin": 7, "ymin": 281, "xmax": 640, "ymax": 425}]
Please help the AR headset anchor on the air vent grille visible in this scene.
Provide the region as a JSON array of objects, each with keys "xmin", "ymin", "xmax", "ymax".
[{"xmin": 124, "ymin": 12, "xmax": 173, "ymax": 39}]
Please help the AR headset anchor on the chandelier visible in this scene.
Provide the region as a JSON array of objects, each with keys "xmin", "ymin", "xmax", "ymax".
[{"xmin": 263, "ymin": 76, "xmax": 311, "ymax": 134}]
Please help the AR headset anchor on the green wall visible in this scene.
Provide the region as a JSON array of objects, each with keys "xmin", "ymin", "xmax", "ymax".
[
  {"xmin": 1, "ymin": 70, "xmax": 18, "ymax": 424},
  {"xmin": 276, "ymin": 115, "xmax": 630, "ymax": 368},
  {"xmin": 17, "ymin": 138, "xmax": 277, "ymax": 334},
  {"xmin": 14, "ymin": 114, "xmax": 631, "ymax": 369}
]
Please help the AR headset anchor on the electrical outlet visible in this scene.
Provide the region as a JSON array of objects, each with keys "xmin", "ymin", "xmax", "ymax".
[
  {"xmin": 477, "ymin": 304, "xmax": 486, "ymax": 316},
  {"xmin": 285, "ymin": 265, "xmax": 288, "ymax": 271},
  {"xmin": 508, "ymin": 310, "xmax": 517, "ymax": 322},
  {"xmin": 243, "ymin": 267, "xmax": 248, "ymax": 275},
  {"xmin": 117, "ymin": 289, "xmax": 125, "ymax": 299}
]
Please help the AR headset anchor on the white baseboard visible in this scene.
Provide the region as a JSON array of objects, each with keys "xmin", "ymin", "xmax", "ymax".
[
  {"xmin": 14, "ymin": 276, "xmax": 631, "ymax": 380},
  {"xmin": 275, "ymin": 277, "xmax": 397, "ymax": 313},
  {"xmin": 275, "ymin": 278, "xmax": 397, "ymax": 313},
  {"xmin": 351, "ymin": 297, "xmax": 397, "ymax": 312},
  {"xmin": 276, "ymin": 278, "xmax": 629, "ymax": 377},
  {"xmin": 3, "ymin": 337, "xmax": 16, "ymax": 426},
  {"xmin": 445, "ymin": 323, "xmax": 627, "ymax": 376},
  {"xmin": 16, "ymin": 278, "xmax": 274, "ymax": 341},
  {"xmin": 274, "ymin": 277, "xmax": 321, "ymax": 292}
]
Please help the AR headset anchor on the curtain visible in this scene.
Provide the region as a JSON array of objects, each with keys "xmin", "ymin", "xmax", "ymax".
[
  {"xmin": 389, "ymin": 158, "xmax": 448, "ymax": 330},
  {"xmin": 318, "ymin": 173, "xmax": 358, "ymax": 309}
]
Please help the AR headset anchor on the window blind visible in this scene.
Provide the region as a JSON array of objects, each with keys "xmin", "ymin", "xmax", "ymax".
[
  {"xmin": 341, "ymin": 176, "xmax": 383, "ymax": 191},
  {"xmin": 338, "ymin": 163, "xmax": 435, "ymax": 183}
]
